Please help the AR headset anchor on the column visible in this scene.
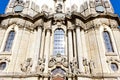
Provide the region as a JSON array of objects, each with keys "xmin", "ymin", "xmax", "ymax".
[
  {"xmin": 31, "ymin": 26, "xmax": 42, "ymax": 71},
  {"xmin": 40, "ymin": 29, "xmax": 45, "ymax": 58},
  {"xmin": 73, "ymin": 30, "xmax": 77, "ymax": 58},
  {"xmin": 44, "ymin": 28, "xmax": 51, "ymax": 73},
  {"xmin": 68, "ymin": 29, "xmax": 74, "ymax": 62},
  {"xmin": 68, "ymin": 78, "xmax": 72, "ymax": 80},
  {"xmin": 38, "ymin": 27, "xmax": 42, "ymax": 58},
  {"xmin": 68, "ymin": 29, "xmax": 74, "ymax": 74},
  {"xmin": 76, "ymin": 26, "xmax": 84, "ymax": 72}
]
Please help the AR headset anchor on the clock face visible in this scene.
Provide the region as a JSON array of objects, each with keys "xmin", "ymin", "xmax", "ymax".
[
  {"xmin": 95, "ymin": 5, "xmax": 105, "ymax": 13},
  {"xmin": 14, "ymin": 5, "xmax": 24, "ymax": 13}
]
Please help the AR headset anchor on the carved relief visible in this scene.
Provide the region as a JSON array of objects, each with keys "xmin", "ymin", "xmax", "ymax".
[
  {"xmin": 61, "ymin": 57, "xmax": 68, "ymax": 68},
  {"xmin": 48, "ymin": 54, "xmax": 68, "ymax": 68},
  {"xmin": 49, "ymin": 57, "xmax": 56, "ymax": 68},
  {"xmin": 21, "ymin": 58, "xmax": 33, "ymax": 72},
  {"xmin": 53, "ymin": 13, "xmax": 65, "ymax": 25},
  {"xmin": 36, "ymin": 58, "xmax": 45, "ymax": 73},
  {"xmin": 15, "ymin": 0, "xmax": 24, "ymax": 6}
]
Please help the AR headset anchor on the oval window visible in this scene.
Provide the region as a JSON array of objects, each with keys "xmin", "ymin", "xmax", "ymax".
[
  {"xmin": 0, "ymin": 62, "xmax": 6, "ymax": 70},
  {"xmin": 14, "ymin": 5, "xmax": 24, "ymax": 13},
  {"xmin": 111, "ymin": 63, "xmax": 118, "ymax": 71}
]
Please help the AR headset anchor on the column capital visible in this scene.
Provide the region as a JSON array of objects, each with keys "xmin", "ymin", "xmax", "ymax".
[
  {"xmin": 67, "ymin": 27, "xmax": 73, "ymax": 36},
  {"xmin": 67, "ymin": 27, "xmax": 74, "ymax": 31},
  {"xmin": 75, "ymin": 23, "xmax": 81, "ymax": 26},
  {"xmin": 37, "ymin": 25, "xmax": 44, "ymax": 31},
  {"xmin": 75, "ymin": 25, "xmax": 81, "ymax": 29},
  {"xmin": 38, "ymin": 25, "xmax": 43, "ymax": 29},
  {"xmin": 75, "ymin": 26, "xmax": 81, "ymax": 33},
  {"xmin": 45, "ymin": 28, "xmax": 52, "ymax": 35},
  {"xmin": 45, "ymin": 27, "xmax": 52, "ymax": 31}
]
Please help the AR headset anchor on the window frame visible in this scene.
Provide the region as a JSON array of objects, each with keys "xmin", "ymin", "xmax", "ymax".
[
  {"xmin": 53, "ymin": 28, "xmax": 65, "ymax": 55},
  {"xmin": 3, "ymin": 30, "xmax": 15, "ymax": 52},
  {"xmin": 0, "ymin": 24, "xmax": 18, "ymax": 53},
  {"xmin": 99, "ymin": 24, "xmax": 118, "ymax": 55},
  {"xmin": 103, "ymin": 31, "xmax": 114, "ymax": 52}
]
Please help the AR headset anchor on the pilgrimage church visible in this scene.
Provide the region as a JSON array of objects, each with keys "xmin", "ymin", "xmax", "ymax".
[{"xmin": 0, "ymin": 0, "xmax": 120, "ymax": 80}]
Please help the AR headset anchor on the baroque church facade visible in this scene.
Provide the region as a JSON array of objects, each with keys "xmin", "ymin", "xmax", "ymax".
[{"xmin": 0, "ymin": 0, "xmax": 120, "ymax": 80}]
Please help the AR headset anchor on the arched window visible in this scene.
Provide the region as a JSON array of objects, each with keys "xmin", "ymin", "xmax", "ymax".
[
  {"xmin": 53, "ymin": 29, "xmax": 65, "ymax": 55},
  {"xmin": 103, "ymin": 31, "xmax": 114, "ymax": 52},
  {"xmin": 4, "ymin": 30, "xmax": 15, "ymax": 51}
]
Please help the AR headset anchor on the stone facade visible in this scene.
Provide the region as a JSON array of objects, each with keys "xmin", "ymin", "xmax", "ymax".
[{"xmin": 0, "ymin": 0, "xmax": 120, "ymax": 80}]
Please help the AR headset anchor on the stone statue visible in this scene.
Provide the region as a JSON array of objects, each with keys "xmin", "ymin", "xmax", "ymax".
[
  {"xmin": 70, "ymin": 58, "xmax": 80, "ymax": 75},
  {"xmin": 36, "ymin": 58, "xmax": 45, "ymax": 73},
  {"xmin": 41, "ymin": 4, "xmax": 48, "ymax": 12},
  {"xmin": 89, "ymin": 60, "xmax": 95, "ymax": 74},
  {"xmin": 83, "ymin": 58, "xmax": 89, "ymax": 74},
  {"xmin": 21, "ymin": 58, "xmax": 33, "ymax": 72},
  {"xmin": 66, "ymin": 8, "xmax": 71, "ymax": 16},
  {"xmin": 71, "ymin": 4, "xmax": 78, "ymax": 12},
  {"xmin": 56, "ymin": 4, "xmax": 62, "ymax": 13}
]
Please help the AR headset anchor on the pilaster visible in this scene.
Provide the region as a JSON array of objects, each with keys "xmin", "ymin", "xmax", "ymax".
[
  {"xmin": 75, "ymin": 26, "xmax": 84, "ymax": 73},
  {"xmin": 67, "ymin": 28, "xmax": 74, "ymax": 62},
  {"xmin": 31, "ymin": 26, "xmax": 43, "ymax": 72},
  {"xmin": 81, "ymin": 30, "xmax": 88, "ymax": 59},
  {"xmin": 40, "ymin": 29, "xmax": 45, "ymax": 59},
  {"xmin": 44, "ymin": 28, "xmax": 52, "ymax": 73}
]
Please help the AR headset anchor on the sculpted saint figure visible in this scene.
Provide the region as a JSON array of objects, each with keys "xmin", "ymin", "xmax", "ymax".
[{"xmin": 21, "ymin": 58, "xmax": 33, "ymax": 72}]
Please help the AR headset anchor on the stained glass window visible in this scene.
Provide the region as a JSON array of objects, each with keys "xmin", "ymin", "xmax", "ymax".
[
  {"xmin": 53, "ymin": 29, "xmax": 65, "ymax": 55},
  {"xmin": 103, "ymin": 31, "xmax": 114, "ymax": 52},
  {"xmin": 4, "ymin": 31, "xmax": 15, "ymax": 51}
]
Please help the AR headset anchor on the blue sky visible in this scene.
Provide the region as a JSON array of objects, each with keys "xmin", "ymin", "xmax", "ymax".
[
  {"xmin": 110, "ymin": 0, "xmax": 120, "ymax": 17},
  {"xmin": 0, "ymin": 0, "xmax": 120, "ymax": 17},
  {"xmin": 0, "ymin": 0, "xmax": 9, "ymax": 14}
]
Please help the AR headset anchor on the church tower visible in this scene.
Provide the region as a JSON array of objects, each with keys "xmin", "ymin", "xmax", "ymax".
[{"xmin": 0, "ymin": 0, "xmax": 120, "ymax": 80}]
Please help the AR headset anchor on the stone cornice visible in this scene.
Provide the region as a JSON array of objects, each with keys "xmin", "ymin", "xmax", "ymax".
[
  {"xmin": 0, "ymin": 12, "xmax": 120, "ymax": 31},
  {"xmin": 72, "ymin": 12, "xmax": 120, "ymax": 25},
  {"xmin": 0, "ymin": 12, "xmax": 119, "ymax": 24},
  {"xmin": 0, "ymin": 72, "xmax": 120, "ymax": 78},
  {"xmin": 0, "ymin": 13, "xmax": 44, "ymax": 23}
]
